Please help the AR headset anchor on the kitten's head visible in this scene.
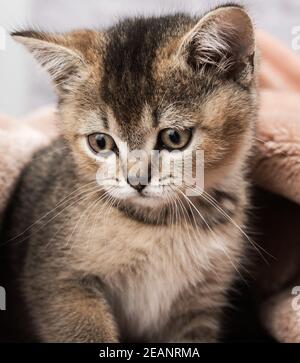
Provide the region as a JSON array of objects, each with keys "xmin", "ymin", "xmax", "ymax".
[{"xmin": 13, "ymin": 4, "xmax": 257, "ymax": 220}]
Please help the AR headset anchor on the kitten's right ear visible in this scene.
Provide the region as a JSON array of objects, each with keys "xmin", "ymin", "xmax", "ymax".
[
  {"xmin": 177, "ymin": 5, "xmax": 255, "ymax": 83},
  {"xmin": 11, "ymin": 30, "xmax": 87, "ymax": 94}
]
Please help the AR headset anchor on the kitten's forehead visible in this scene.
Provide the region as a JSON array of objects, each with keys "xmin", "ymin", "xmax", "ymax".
[
  {"xmin": 111, "ymin": 104, "xmax": 155, "ymax": 150},
  {"xmin": 99, "ymin": 15, "xmax": 192, "ymax": 146}
]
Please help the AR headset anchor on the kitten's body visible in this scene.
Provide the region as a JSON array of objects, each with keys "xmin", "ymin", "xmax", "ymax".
[
  {"xmin": 7, "ymin": 139, "xmax": 247, "ymax": 342},
  {"xmin": 4, "ymin": 5, "xmax": 257, "ymax": 342}
]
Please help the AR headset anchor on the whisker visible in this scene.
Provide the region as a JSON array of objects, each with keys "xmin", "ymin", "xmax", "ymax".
[
  {"xmin": 2, "ymin": 181, "xmax": 98, "ymax": 246},
  {"xmin": 86, "ymin": 187, "xmax": 118, "ymax": 251},
  {"xmin": 3, "ymin": 185, "xmax": 101, "ymax": 247},
  {"xmin": 171, "ymin": 186, "xmax": 196, "ymax": 256},
  {"xmin": 177, "ymin": 189, "xmax": 247, "ymax": 284},
  {"xmin": 200, "ymin": 189, "xmax": 274, "ymax": 263},
  {"xmin": 166, "ymin": 187, "xmax": 179, "ymax": 263},
  {"xmin": 66, "ymin": 187, "xmax": 114, "ymax": 251},
  {"xmin": 45, "ymin": 191, "xmax": 99, "ymax": 249}
]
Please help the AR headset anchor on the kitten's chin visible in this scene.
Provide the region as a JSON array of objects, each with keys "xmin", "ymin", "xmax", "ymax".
[{"xmin": 114, "ymin": 193, "xmax": 172, "ymax": 225}]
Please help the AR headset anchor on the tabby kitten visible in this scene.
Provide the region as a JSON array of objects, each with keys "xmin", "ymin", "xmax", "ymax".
[{"xmin": 8, "ymin": 4, "xmax": 257, "ymax": 342}]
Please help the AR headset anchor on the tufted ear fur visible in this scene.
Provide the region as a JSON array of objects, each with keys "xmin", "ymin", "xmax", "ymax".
[
  {"xmin": 11, "ymin": 30, "xmax": 98, "ymax": 94},
  {"xmin": 177, "ymin": 5, "xmax": 255, "ymax": 83}
]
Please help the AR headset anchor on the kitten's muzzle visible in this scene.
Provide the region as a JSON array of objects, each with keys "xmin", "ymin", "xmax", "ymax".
[{"xmin": 126, "ymin": 164, "xmax": 151, "ymax": 193}]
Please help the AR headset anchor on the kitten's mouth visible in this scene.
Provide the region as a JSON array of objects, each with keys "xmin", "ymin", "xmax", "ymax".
[
  {"xmin": 129, "ymin": 188, "xmax": 169, "ymax": 203},
  {"xmin": 112, "ymin": 190, "xmax": 176, "ymax": 225},
  {"xmin": 103, "ymin": 184, "xmax": 175, "ymax": 209}
]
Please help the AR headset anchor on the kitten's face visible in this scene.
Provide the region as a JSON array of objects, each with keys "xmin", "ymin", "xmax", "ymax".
[{"xmin": 13, "ymin": 5, "xmax": 257, "ymax": 216}]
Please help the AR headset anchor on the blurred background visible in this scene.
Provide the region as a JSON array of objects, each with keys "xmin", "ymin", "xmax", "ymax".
[{"xmin": 0, "ymin": 0, "xmax": 299, "ymax": 117}]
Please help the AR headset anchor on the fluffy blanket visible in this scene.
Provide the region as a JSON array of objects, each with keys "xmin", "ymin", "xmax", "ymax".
[
  {"xmin": 253, "ymin": 31, "xmax": 300, "ymax": 343},
  {"xmin": 1, "ymin": 31, "xmax": 300, "ymax": 342}
]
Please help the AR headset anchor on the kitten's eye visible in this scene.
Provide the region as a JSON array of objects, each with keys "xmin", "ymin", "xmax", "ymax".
[
  {"xmin": 159, "ymin": 128, "xmax": 192, "ymax": 150},
  {"xmin": 87, "ymin": 133, "xmax": 116, "ymax": 153}
]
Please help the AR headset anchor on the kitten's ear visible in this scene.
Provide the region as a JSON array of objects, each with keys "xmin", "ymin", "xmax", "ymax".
[
  {"xmin": 178, "ymin": 5, "xmax": 255, "ymax": 82},
  {"xmin": 11, "ymin": 30, "xmax": 89, "ymax": 93}
]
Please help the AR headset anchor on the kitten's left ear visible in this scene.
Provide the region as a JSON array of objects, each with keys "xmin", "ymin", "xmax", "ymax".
[
  {"xmin": 11, "ymin": 30, "xmax": 95, "ymax": 94},
  {"xmin": 178, "ymin": 5, "xmax": 256, "ymax": 83}
]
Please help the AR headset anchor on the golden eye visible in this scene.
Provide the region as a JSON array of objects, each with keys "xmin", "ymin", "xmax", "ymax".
[
  {"xmin": 87, "ymin": 133, "xmax": 116, "ymax": 154},
  {"xmin": 159, "ymin": 128, "xmax": 192, "ymax": 150}
]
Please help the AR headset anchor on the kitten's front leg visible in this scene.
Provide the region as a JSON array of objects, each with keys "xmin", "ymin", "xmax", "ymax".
[
  {"xmin": 162, "ymin": 284, "xmax": 224, "ymax": 343},
  {"xmin": 26, "ymin": 275, "xmax": 119, "ymax": 343}
]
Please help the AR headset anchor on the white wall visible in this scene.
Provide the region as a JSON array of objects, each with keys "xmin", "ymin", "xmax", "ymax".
[{"xmin": 0, "ymin": 0, "xmax": 34, "ymax": 117}]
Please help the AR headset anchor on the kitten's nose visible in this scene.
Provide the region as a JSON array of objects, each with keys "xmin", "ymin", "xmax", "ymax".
[
  {"xmin": 128, "ymin": 182, "xmax": 146, "ymax": 192},
  {"xmin": 127, "ymin": 170, "xmax": 151, "ymax": 192},
  {"xmin": 127, "ymin": 164, "xmax": 151, "ymax": 192}
]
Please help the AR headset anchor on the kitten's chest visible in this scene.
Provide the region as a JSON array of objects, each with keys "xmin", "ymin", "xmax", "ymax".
[
  {"xmin": 104, "ymin": 227, "xmax": 205, "ymax": 340},
  {"xmin": 75, "ymin": 218, "xmax": 237, "ymax": 340}
]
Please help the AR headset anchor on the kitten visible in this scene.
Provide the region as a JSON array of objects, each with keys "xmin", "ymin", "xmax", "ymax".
[{"xmin": 6, "ymin": 4, "xmax": 257, "ymax": 342}]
